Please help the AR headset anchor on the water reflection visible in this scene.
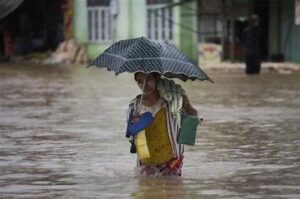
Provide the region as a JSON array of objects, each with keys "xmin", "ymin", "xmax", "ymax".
[
  {"xmin": 133, "ymin": 177, "xmax": 187, "ymax": 199},
  {"xmin": 0, "ymin": 63, "xmax": 299, "ymax": 198}
]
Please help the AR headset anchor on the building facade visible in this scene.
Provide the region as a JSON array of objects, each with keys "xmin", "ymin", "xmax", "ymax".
[
  {"xmin": 73, "ymin": 0, "xmax": 299, "ymax": 63},
  {"xmin": 0, "ymin": 0, "xmax": 298, "ymax": 63},
  {"xmin": 73, "ymin": 0, "xmax": 189, "ymax": 59}
]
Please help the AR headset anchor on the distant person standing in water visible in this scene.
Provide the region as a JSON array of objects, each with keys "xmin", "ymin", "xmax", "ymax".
[{"xmin": 242, "ymin": 14, "xmax": 261, "ymax": 74}]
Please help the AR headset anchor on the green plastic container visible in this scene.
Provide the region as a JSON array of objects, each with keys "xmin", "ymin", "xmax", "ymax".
[{"xmin": 178, "ymin": 113, "xmax": 200, "ymax": 145}]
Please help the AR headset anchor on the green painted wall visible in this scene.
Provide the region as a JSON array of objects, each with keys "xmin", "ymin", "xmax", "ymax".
[
  {"xmin": 73, "ymin": 0, "xmax": 88, "ymax": 43},
  {"xmin": 173, "ymin": 0, "xmax": 181, "ymax": 49},
  {"xmin": 73, "ymin": 0, "xmax": 182, "ymax": 59},
  {"xmin": 129, "ymin": 0, "xmax": 146, "ymax": 38},
  {"xmin": 115, "ymin": 0, "xmax": 130, "ymax": 41},
  {"xmin": 73, "ymin": 0, "xmax": 146, "ymax": 59},
  {"xmin": 280, "ymin": 0, "xmax": 300, "ymax": 62},
  {"xmin": 179, "ymin": 1, "xmax": 197, "ymax": 61},
  {"xmin": 73, "ymin": 0, "xmax": 111, "ymax": 59}
]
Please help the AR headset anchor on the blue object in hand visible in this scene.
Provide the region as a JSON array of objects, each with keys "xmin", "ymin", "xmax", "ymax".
[
  {"xmin": 127, "ymin": 112, "xmax": 154, "ymax": 137},
  {"xmin": 126, "ymin": 109, "xmax": 134, "ymax": 138}
]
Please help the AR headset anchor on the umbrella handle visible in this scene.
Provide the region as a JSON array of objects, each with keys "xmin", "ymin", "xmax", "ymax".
[{"xmin": 136, "ymin": 74, "xmax": 147, "ymax": 115}]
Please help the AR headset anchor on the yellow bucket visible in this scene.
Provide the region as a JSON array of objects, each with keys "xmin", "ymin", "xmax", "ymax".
[{"xmin": 134, "ymin": 130, "xmax": 150, "ymax": 160}]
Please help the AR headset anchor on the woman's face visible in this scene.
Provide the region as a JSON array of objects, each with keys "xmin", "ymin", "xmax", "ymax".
[{"xmin": 135, "ymin": 73, "xmax": 158, "ymax": 95}]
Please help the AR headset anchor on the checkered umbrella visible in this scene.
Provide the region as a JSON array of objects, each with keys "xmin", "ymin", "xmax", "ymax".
[{"xmin": 88, "ymin": 37, "xmax": 213, "ymax": 82}]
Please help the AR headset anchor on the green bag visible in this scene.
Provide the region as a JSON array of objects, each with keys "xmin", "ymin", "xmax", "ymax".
[{"xmin": 178, "ymin": 112, "xmax": 200, "ymax": 145}]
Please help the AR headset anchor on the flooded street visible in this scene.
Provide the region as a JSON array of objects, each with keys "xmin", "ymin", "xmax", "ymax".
[{"xmin": 0, "ymin": 63, "xmax": 299, "ymax": 198}]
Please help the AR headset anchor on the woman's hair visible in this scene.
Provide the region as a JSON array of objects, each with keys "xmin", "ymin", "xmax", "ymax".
[{"xmin": 134, "ymin": 72, "xmax": 161, "ymax": 81}]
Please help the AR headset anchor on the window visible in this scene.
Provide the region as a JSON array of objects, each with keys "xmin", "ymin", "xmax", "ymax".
[
  {"xmin": 197, "ymin": 1, "xmax": 224, "ymax": 43},
  {"xmin": 198, "ymin": 15, "xmax": 223, "ymax": 41},
  {"xmin": 87, "ymin": 0, "xmax": 112, "ymax": 43},
  {"xmin": 146, "ymin": 0, "xmax": 173, "ymax": 42}
]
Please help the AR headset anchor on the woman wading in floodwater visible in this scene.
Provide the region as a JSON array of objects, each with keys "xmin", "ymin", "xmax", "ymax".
[
  {"xmin": 126, "ymin": 72, "xmax": 201, "ymax": 176},
  {"xmin": 88, "ymin": 36, "xmax": 212, "ymax": 176}
]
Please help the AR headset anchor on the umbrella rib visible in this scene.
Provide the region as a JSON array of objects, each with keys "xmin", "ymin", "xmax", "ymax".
[{"xmin": 104, "ymin": 52, "xmax": 197, "ymax": 67}]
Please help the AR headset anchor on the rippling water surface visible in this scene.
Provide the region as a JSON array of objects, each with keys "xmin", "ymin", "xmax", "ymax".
[{"xmin": 0, "ymin": 63, "xmax": 299, "ymax": 198}]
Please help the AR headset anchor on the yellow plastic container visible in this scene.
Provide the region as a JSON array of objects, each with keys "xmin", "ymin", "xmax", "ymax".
[{"xmin": 134, "ymin": 130, "xmax": 150, "ymax": 160}]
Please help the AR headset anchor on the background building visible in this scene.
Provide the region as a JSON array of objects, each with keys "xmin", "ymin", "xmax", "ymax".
[
  {"xmin": 0, "ymin": 0, "xmax": 299, "ymax": 63},
  {"xmin": 73, "ymin": 0, "xmax": 299, "ymax": 63}
]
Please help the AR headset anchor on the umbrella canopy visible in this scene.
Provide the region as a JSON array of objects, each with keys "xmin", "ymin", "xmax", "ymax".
[
  {"xmin": 89, "ymin": 36, "xmax": 213, "ymax": 82},
  {"xmin": 0, "ymin": 0, "xmax": 23, "ymax": 20}
]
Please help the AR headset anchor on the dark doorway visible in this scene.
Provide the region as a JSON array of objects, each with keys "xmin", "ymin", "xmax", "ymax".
[{"xmin": 0, "ymin": 0, "xmax": 65, "ymax": 56}]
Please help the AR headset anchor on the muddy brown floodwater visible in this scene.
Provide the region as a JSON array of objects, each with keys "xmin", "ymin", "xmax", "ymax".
[{"xmin": 0, "ymin": 63, "xmax": 299, "ymax": 198}]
